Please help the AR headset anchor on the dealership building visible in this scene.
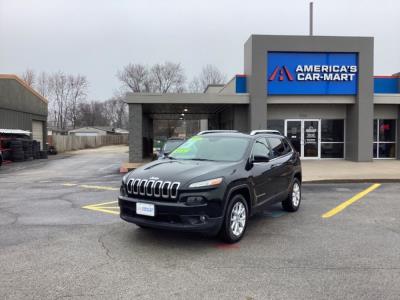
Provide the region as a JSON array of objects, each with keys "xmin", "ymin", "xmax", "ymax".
[
  {"xmin": 0, "ymin": 74, "xmax": 48, "ymax": 149},
  {"xmin": 126, "ymin": 35, "xmax": 400, "ymax": 162}
]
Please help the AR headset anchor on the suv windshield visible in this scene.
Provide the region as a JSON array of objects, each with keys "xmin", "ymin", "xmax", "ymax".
[
  {"xmin": 163, "ymin": 140, "xmax": 184, "ymax": 153},
  {"xmin": 169, "ymin": 135, "xmax": 250, "ymax": 162}
]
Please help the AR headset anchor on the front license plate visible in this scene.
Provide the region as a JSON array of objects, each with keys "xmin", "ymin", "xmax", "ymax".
[{"xmin": 136, "ymin": 203, "xmax": 155, "ymax": 217}]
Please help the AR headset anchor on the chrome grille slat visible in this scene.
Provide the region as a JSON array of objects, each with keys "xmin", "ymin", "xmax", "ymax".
[
  {"xmin": 133, "ymin": 179, "xmax": 141, "ymax": 194},
  {"xmin": 139, "ymin": 179, "xmax": 147, "ymax": 195},
  {"xmin": 161, "ymin": 181, "xmax": 171, "ymax": 198},
  {"xmin": 170, "ymin": 182, "xmax": 180, "ymax": 199},
  {"xmin": 154, "ymin": 181, "xmax": 162, "ymax": 197},
  {"xmin": 146, "ymin": 180, "xmax": 154, "ymax": 196},
  {"xmin": 127, "ymin": 179, "xmax": 134, "ymax": 194}
]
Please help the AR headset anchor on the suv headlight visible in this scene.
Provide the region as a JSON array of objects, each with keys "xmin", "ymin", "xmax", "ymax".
[
  {"xmin": 122, "ymin": 173, "xmax": 129, "ymax": 185},
  {"xmin": 189, "ymin": 177, "xmax": 223, "ymax": 188}
]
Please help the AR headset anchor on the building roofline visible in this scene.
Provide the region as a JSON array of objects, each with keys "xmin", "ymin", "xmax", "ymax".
[
  {"xmin": 0, "ymin": 74, "xmax": 48, "ymax": 104},
  {"xmin": 203, "ymin": 84, "xmax": 225, "ymax": 93},
  {"xmin": 374, "ymin": 75, "xmax": 400, "ymax": 78}
]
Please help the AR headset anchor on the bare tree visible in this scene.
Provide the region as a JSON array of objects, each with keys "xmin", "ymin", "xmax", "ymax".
[
  {"xmin": 117, "ymin": 62, "xmax": 186, "ymax": 94},
  {"xmin": 36, "ymin": 71, "xmax": 51, "ymax": 98},
  {"xmin": 67, "ymin": 74, "xmax": 88, "ymax": 128},
  {"xmin": 49, "ymin": 71, "xmax": 72, "ymax": 130},
  {"xmin": 150, "ymin": 62, "xmax": 186, "ymax": 93},
  {"xmin": 188, "ymin": 77, "xmax": 202, "ymax": 92},
  {"xmin": 189, "ymin": 64, "xmax": 226, "ymax": 92},
  {"xmin": 21, "ymin": 69, "xmax": 36, "ymax": 87},
  {"xmin": 76, "ymin": 100, "xmax": 109, "ymax": 127},
  {"xmin": 117, "ymin": 63, "xmax": 152, "ymax": 93},
  {"xmin": 103, "ymin": 92, "xmax": 128, "ymax": 128}
]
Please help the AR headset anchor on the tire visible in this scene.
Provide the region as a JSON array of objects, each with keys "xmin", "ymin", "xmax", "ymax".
[
  {"xmin": 282, "ymin": 178, "xmax": 301, "ymax": 212},
  {"xmin": 3, "ymin": 150, "xmax": 11, "ymax": 161},
  {"xmin": 12, "ymin": 149, "xmax": 25, "ymax": 161},
  {"xmin": 10, "ymin": 140, "xmax": 22, "ymax": 147},
  {"xmin": 39, "ymin": 151, "xmax": 48, "ymax": 159},
  {"xmin": 219, "ymin": 194, "xmax": 249, "ymax": 243}
]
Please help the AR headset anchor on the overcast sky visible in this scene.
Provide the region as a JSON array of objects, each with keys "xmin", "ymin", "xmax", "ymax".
[{"xmin": 0, "ymin": 0, "xmax": 399, "ymax": 100}]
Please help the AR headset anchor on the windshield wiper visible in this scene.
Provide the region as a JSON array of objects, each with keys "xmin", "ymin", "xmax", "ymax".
[{"xmin": 190, "ymin": 158, "xmax": 216, "ymax": 162}]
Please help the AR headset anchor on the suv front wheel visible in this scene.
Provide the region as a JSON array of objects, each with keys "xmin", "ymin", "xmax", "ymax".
[
  {"xmin": 220, "ymin": 194, "xmax": 248, "ymax": 243},
  {"xmin": 282, "ymin": 178, "xmax": 301, "ymax": 212}
]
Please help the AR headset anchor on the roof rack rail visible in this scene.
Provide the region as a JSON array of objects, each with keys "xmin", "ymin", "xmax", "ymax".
[
  {"xmin": 197, "ymin": 130, "xmax": 239, "ymax": 135},
  {"xmin": 250, "ymin": 129, "xmax": 282, "ymax": 136}
]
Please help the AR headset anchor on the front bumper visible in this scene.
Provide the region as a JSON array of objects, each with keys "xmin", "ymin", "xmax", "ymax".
[{"xmin": 118, "ymin": 196, "xmax": 223, "ymax": 233}]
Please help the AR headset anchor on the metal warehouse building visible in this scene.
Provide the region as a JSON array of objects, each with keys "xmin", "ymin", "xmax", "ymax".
[
  {"xmin": 126, "ymin": 35, "xmax": 400, "ymax": 163},
  {"xmin": 0, "ymin": 74, "xmax": 48, "ymax": 149}
]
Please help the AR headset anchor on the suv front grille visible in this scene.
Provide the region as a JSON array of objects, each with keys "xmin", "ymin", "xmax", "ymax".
[{"xmin": 126, "ymin": 178, "xmax": 180, "ymax": 200}]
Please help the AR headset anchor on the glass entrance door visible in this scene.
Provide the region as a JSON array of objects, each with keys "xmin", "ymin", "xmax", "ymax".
[
  {"xmin": 286, "ymin": 121, "xmax": 301, "ymax": 154},
  {"xmin": 285, "ymin": 119, "xmax": 321, "ymax": 159}
]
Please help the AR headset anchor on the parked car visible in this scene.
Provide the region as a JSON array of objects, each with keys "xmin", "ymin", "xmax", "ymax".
[
  {"xmin": 153, "ymin": 137, "xmax": 185, "ymax": 160},
  {"xmin": 119, "ymin": 131, "xmax": 302, "ymax": 243},
  {"xmin": 0, "ymin": 150, "xmax": 3, "ymax": 167}
]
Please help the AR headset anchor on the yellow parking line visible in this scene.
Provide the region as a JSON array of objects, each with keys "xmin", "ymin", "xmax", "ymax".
[
  {"xmin": 96, "ymin": 206, "xmax": 119, "ymax": 209},
  {"xmin": 322, "ymin": 183, "xmax": 381, "ymax": 218},
  {"xmin": 83, "ymin": 206, "xmax": 120, "ymax": 215},
  {"xmin": 88, "ymin": 200, "xmax": 118, "ymax": 207},
  {"xmin": 82, "ymin": 200, "xmax": 120, "ymax": 215},
  {"xmin": 62, "ymin": 183, "xmax": 118, "ymax": 191},
  {"xmin": 80, "ymin": 184, "xmax": 119, "ymax": 191}
]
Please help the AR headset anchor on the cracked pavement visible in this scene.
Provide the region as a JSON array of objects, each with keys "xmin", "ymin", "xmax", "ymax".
[{"xmin": 1, "ymin": 145, "xmax": 400, "ymax": 299}]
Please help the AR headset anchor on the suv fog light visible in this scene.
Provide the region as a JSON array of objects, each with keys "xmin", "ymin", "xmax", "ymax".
[
  {"xmin": 200, "ymin": 216, "xmax": 206, "ymax": 222},
  {"xmin": 186, "ymin": 196, "xmax": 205, "ymax": 205}
]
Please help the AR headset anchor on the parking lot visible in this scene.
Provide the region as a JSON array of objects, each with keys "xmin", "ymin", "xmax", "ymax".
[{"xmin": 1, "ymin": 145, "xmax": 400, "ymax": 300}]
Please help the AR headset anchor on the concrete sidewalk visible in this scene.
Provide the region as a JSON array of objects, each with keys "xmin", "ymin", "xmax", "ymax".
[{"xmin": 302, "ymin": 160, "xmax": 400, "ymax": 183}]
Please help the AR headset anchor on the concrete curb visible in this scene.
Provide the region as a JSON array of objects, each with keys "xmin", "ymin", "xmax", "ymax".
[{"xmin": 304, "ymin": 179, "xmax": 400, "ymax": 184}]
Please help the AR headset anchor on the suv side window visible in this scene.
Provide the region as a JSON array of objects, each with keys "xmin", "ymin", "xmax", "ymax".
[
  {"xmin": 267, "ymin": 137, "xmax": 288, "ymax": 158},
  {"xmin": 252, "ymin": 138, "xmax": 271, "ymax": 159},
  {"xmin": 282, "ymin": 138, "xmax": 293, "ymax": 153}
]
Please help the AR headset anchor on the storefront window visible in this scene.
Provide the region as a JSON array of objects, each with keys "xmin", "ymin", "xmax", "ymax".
[
  {"xmin": 321, "ymin": 119, "xmax": 344, "ymax": 158},
  {"xmin": 321, "ymin": 119, "xmax": 344, "ymax": 142},
  {"xmin": 379, "ymin": 119, "xmax": 396, "ymax": 142},
  {"xmin": 373, "ymin": 119, "xmax": 396, "ymax": 159},
  {"xmin": 321, "ymin": 143, "xmax": 344, "ymax": 158},
  {"xmin": 267, "ymin": 120, "xmax": 284, "ymax": 135}
]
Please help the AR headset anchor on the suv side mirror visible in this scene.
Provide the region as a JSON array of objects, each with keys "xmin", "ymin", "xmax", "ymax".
[{"xmin": 252, "ymin": 155, "xmax": 270, "ymax": 163}]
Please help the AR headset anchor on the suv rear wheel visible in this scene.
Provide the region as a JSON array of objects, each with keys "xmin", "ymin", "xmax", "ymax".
[
  {"xmin": 220, "ymin": 194, "xmax": 248, "ymax": 243},
  {"xmin": 282, "ymin": 178, "xmax": 301, "ymax": 212}
]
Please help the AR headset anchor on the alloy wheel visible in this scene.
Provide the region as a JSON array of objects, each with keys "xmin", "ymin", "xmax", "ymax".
[{"xmin": 230, "ymin": 201, "xmax": 246, "ymax": 237}]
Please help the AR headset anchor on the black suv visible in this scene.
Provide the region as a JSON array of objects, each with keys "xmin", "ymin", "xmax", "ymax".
[{"xmin": 119, "ymin": 132, "xmax": 302, "ymax": 243}]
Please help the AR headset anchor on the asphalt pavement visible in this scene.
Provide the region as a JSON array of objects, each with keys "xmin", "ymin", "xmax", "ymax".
[{"xmin": 1, "ymin": 145, "xmax": 400, "ymax": 300}]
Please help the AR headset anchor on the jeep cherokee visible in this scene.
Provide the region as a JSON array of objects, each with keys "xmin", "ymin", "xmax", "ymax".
[{"xmin": 119, "ymin": 132, "xmax": 302, "ymax": 243}]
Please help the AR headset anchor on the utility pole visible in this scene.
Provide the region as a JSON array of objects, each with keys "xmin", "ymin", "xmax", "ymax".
[{"xmin": 309, "ymin": 2, "xmax": 314, "ymax": 36}]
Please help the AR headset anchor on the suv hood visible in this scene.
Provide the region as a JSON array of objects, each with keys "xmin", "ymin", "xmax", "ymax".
[{"xmin": 127, "ymin": 159, "xmax": 238, "ymax": 187}]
